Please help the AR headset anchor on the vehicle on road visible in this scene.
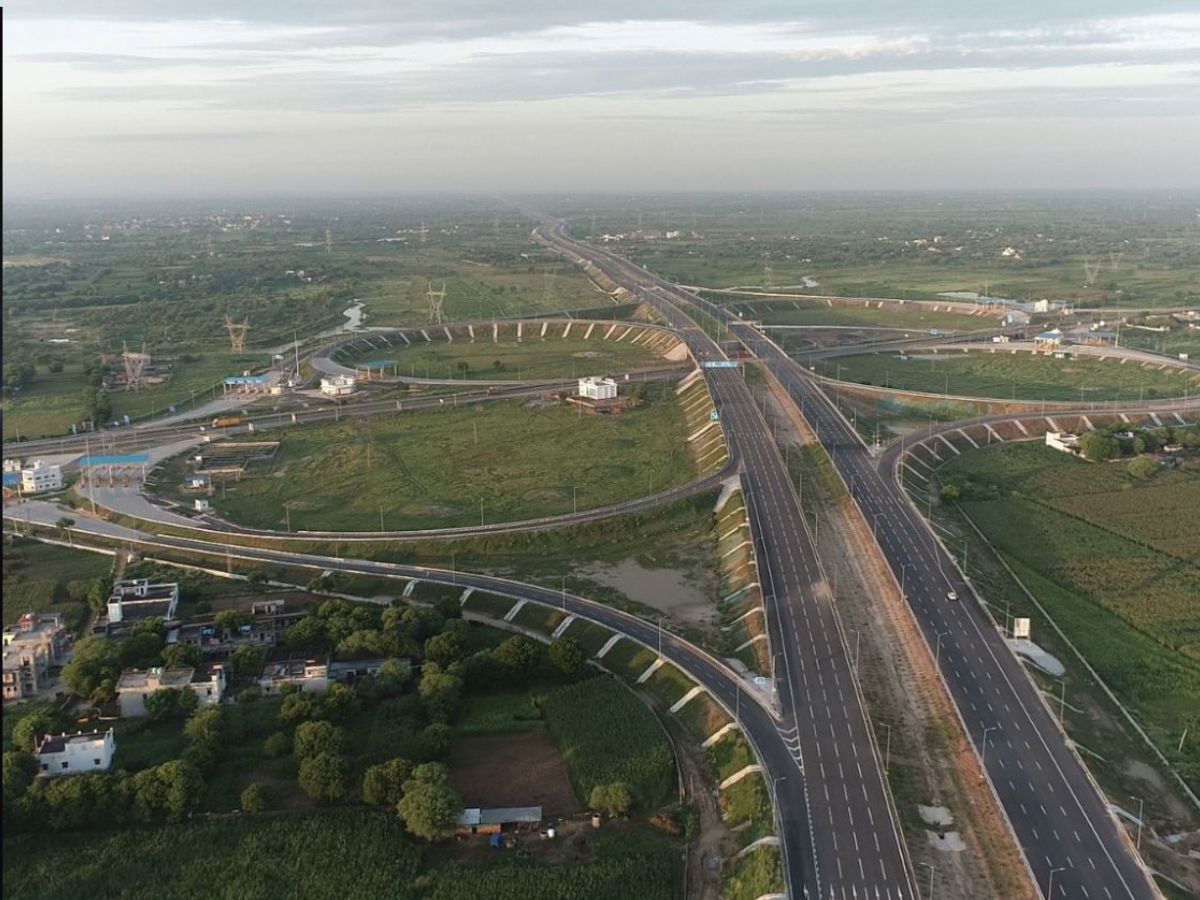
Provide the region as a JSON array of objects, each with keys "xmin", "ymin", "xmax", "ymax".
[
  {"xmin": 947, "ymin": 591, "xmax": 959, "ymax": 602},
  {"xmin": 212, "ymin": 416, "xmax": 242, "ymax": 428}
]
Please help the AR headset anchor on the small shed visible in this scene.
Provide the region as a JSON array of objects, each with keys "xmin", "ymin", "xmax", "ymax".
[{"xmin": 456, "ymin": 806, "xmax": 543, "ymax": 836}]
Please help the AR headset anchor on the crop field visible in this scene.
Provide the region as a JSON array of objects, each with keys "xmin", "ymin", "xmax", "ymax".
[
  {"xmin": 425, "ymin": 831, "xmax": 678, "ymax": 900},
  {"xmin": 711, "ymin": 295, "xmax": 996, "ymax": 332},
  {"xmin": 937, "ymin": 442, "xmax": 1200, "ymax": 787},
  {"xmin": 541, "ymin": 676, "xmax": 676, "ymax": 810},
  {"xmin": 340, "ymin": 333, "xmax": 670, "ymax": 381},
  {"xmin": 1, "ymin": 809, "xmax": 424, "ymax": 900},
  {"xmin": 567, "ymin": 193, "xmax": 1200, "ymax": 309},
  {"xmin": 1, "ymin": 538, "xmax": 111, "ymax": 629},
  {"xmin": 156, "ymin": 394, "xmax": 694, "ymax": 531},
  {"xmin": 817, "ymin": 350, "xmax": 1196, "ymax": 401},
  {"xmin": 3, "ymin": 352, "xmax": 264, "ymax": 439}
]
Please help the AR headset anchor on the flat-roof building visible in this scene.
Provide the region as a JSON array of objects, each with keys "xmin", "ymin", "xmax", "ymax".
[
  {"xmin": 117, "ymin": 665, "xmax": 226, "ymax": 717},
  {"xmin": 258, "ymin": 649, "xmax": 329, "ymax": 694},
  {"xmin": 578, "ymin": 376, "xmax": 618, "ymax": 401},
  {"xmin": 320, "ymin": 374, "xmax": 357, "ymax": 397},
  {"xmin": 2, "ymin": 613, "xmax": 69, "ymax": 701},
  {"xmin": 36, "ymin": 729, "xmax": 116, "ymax": 777},
  {"xmin": 108, "ymin": 579, "xmax": 179, "ymax": 625},
  {"xmin": 19, "ymin": 460, "xmax": 63, "ymax": 494}
]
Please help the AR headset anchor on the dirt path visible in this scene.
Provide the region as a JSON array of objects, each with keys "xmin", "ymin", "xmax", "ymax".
[{"xmin": 752, "ymin": 364, "xmax": 1037, "ymax": 900}]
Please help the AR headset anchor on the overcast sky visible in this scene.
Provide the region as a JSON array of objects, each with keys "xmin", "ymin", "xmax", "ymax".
[{"xmin": 4, "ymin": 2, "xmax": 1200, "ymax": 198}]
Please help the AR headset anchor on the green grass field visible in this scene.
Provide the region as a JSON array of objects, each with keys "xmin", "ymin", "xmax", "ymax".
[
  {"xmin": 541, "ymin": 676, "xmax": 675, "ymax": 810},
  {"xmin": 937, "ymin": 443, "xmax": 1200, "ymax": 789},
  {"xmin": 3, "ymin": 353, "xmax": 265, "ymax": 439},
  {"xmin": 1, "ymin": 539, "xmax": 111, "ymax": 630},
  {"xmin": 340, "ymin": 334, "xmax": 669, "ymax": 381},
  {"xmin": 819, "ymin": 350, "xmax": 1197, "ymax": 401},
  {"xmin": 715, "ymin": 295, "xmax": 996, "ymax": 332},
  {"xmin": 159, "ymin": 394, "xmax": 694, "ymax": 531}
]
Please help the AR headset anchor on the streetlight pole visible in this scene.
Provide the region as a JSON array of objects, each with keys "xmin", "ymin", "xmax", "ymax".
[
  {"xmin": 1047, "ymin": 866, "xmax": 1065, "ymax": 899},
  {"xmin": 1133, "ymin": 796, "xmax": 1144, "ymax": 852},
  {"xmin": 935, "ymin": 631, "xmax": 949, "ymax": 669},
  {"xmin": 981, "ymin": 725, "xmax": 998, "ymax": 768},
  {"xmin": 918, "ymin": 862, "xmax": 936, "ymax": 900}
]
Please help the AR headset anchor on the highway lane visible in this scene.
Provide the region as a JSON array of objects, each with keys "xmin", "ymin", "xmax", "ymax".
[
  {"xmin": 605, "ymin": 256, "xmax": 1164, "ymax": 900},
  {"xmin": 541, "ymin": 226, "xmax": 919, "ymax": 898}
]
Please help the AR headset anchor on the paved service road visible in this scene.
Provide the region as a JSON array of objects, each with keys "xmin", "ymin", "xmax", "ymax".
[
  {"xmin": 565, "ymin": 228, "xmax": 1165, "ymax": 900},
  {"xmin": 540, "ymin": 226, "xmax": 919, "ymax": 899}
]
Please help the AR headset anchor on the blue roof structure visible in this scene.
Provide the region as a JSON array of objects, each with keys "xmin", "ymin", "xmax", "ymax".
[
  {"xmin": 2, "ymin": 472, "xmax": 20, "ymax": 488},
  {"xmin": 224, "ymin": 375, "xmax": 271, "ymax": 385},
  {"xmin": 357, "ymin": 360, "xmax": 393, "ymax": 369},
  {"xmin": 79, "ymin": 453, "xmax": 150, "ymax": 467}
]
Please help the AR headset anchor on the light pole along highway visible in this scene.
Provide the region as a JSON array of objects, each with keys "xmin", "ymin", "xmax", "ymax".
[
  {"xmin": 539, "ymin": 227, "xmax": 920, "ymax": 899},
  {"xmin": 543, "ymin": 222, "xmax": 1163, "ymax": 900}
]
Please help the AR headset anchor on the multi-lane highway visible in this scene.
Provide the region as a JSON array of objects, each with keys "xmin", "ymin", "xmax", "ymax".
[
  {"xmin": 548, "ymin": 224, "xmax": 1163, "ymax": 900},
  {"xmin": 540, "ymin": 226, "xmax": 919, "ymax": 898}
]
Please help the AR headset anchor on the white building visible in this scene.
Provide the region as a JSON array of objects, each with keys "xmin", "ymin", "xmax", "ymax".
[
  {"xmin": 2, "ymin": 613, "xmax": 69, "ymax": 700},
  {"xmin": 19, "ymin": 460, "xmax": 63, "ymax": 494},
  {"xmin": 108, "ymin": 579, "xmax": 179, "ymax": 624},
  {"xmin": 1033, "ymin": 299, "xmax": 1051, "ymax": 314},
  {"xmin": 116, "ymin": 665, "xmax": 226, "ymax": 717},
  {"xmin": 36, "ymin": 729, "xmax": 116, "ymax": 777},
  {"xmin": 320, "ymin": 374, "xmax": 357, "ymax": 397},
  {"xmin": 259, "ymin": 651, "xmax": 329, "ymax": 695},
  {"xmin": 577, "ymin": 376, "xmax": 618, "ymax": 401},
  {"xmin": 1045, "ymin": 431, "xmax": 1081, "ymax": 454}
]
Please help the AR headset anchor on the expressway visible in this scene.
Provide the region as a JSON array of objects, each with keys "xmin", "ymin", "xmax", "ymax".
[
  {"xmin": 548, "ymin": 224, "xmax": 1165, "ymax": 900},
  {"xmin": 540, "ymin": 229, "xmax": 919, "ymax": 898}
]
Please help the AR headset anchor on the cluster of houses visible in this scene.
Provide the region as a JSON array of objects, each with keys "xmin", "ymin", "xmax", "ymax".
[{"xmin": 11, "ymin": 577, "xmax": 395, "ymax": 782}]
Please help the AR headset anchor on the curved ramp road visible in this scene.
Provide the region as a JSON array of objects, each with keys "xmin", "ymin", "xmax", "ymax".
[
  {"xmin": 541, "ymin": 227, "xmax": 919, "ymax": 899},
  {"xmin": 554, "ymin": 225, "xmax": 1164, "ymax": 900}
]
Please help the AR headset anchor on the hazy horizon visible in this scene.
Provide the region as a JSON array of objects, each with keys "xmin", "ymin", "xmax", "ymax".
[{"xmin": 5, "ymin": 2, "xmax": 1200, "ymax": 198}]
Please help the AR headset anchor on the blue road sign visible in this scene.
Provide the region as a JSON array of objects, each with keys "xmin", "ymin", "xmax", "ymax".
[{"xmin": 702, "ymin": 360, "xmax": 740, "ymax": 369}]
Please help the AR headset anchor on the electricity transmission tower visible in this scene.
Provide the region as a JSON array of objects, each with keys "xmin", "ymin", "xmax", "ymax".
[
  {"xmin": 122, "ymin": 342, "xmax": 151, "ymax": 392},
  {"xmin": 1082, "ymin": 257, "xmax": 1103, "ymax": 285},
  {"xmin": 426, "ymin": 281, "xmax": 447, "ymax": 325},
  {"xmin": 224, "ymin": 315, "xmax": 251, "ymax": 352},
  {"xmin": 325, "ymin": 228, "xmax": 332, "ymax": 254}
]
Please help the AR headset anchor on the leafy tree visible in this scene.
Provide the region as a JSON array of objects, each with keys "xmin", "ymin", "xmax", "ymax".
[
  {"xmin": 182, "ymin": 707, "xmax": 223, "ymax": 744},
  {"xmin": 119, "ymin": 631, "xmax": 165, "ymax": 669},
  {"xmin": 298, "ymin": 752, "xmax": 350, "ymax": 802},
  {"xmin": 241, "ymin": 782, "xmax": 269, "ymax": 813},
  {"xmin": 493, "ymin": 635, "xmax": 543, "ymax": 682},
  {"xmin": 66, "ymin": 580, "xmax": 91, "ymax": 603},
  {"xmin": 589, "ymin": 782, "xmax": 632, "ymax": 817},
  {"xmin": 1127, "ymin": 457, "xmax": 1158, "ymax": 479},
  {"xmin": 158, "ymin": 759, "xmax": 204, "ymax": 821},
  {"xmin": 1079, "ymin": 432, "xmax": 1120, "ymax": 461},
  {"xmin": 322, "ymin": 682, "xmax": 360, "ymax": 722},
  {"xmin": 12, "ymin": 710, "xmax": 59, "ymax": 752},
  {"xmin": 279, "ymin": 690, "xmax": 321, "ymax": 722},
  {"xmin": 337, "ymin": 628, "xmax": 393, "ymax": 660},
  {"xmin": 362, "ymin": 758, "xmax": 413, "ymax": 807},
  {"xmin": 417, "ymin": 723, "xmax": 452, "ymax": 761},
  {"xmin": 162, "ymin": 643, "xmax": 202, "ymax": 669},
  {"xmin": 145, "ymin": 688, "xmax": 189, "ymax": 722},
  {"xmin": 939, "ymin": 483, "xmax": 961, "ymax": 502},
  {"xmin": 63, "ymin": 636, "xmax": 121, "ymax": 701},
  {"xmin": 3, "ymin": 751, "xmax": 39, "ymax": 803},
  {"xmin": 548, "ymin": 637, "xmax": 587, "ymax": 676},
  {"xmin": 230, "ymin": 644, "xmax": 265, "ymax": 676},
  {"xmin": 263, "ymin": 732, "xmax": 291, "ymax": 758},
  {"xmin": 376, "ymin": 657, "xmax": 412, "ymax": 693},
  {"xmin": 214, "ymin": 609, "xmax": 251, "ymax": 634},
  {"xmin": 133, "ymin": 617, "xmax": 167, "ymax": 638},
  {"xmin": 285, "ymin": 616, "xmax": 327, "ymax": 649},
  {"xmin": 293, "ymin": 721, "xmax": 345, "ymax": 760},
  {"xmin": 86, "ymin": 578, "xmax": 110, "ymax": 612},
  {"xmin": 424, "ymin": 631, "xmax": 466, "ymax": 666},
  {"xmin": 417, "ymin": 663, "xmax": 462, "ymax": 722},
  {"xmin": 397, "ymin": 769, "xmax": 461, "ymax": 841}
]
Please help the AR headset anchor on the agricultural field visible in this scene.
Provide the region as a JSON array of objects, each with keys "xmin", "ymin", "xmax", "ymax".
[
  {"xmin": 1, "ymin": 810, "xmax": 425, "ymax": 900},
  {"xmin": 3, "ymin": 352, "xmax": 264, "ymax": 440},
  {"xmin": 1, "ymin": 538, "xmax": 111, "ymax": 630},
  {"xmin": 710, "ymin": 295, "xmax": 997, "ymax": 332},
  {"xmin": 935, "ymin": 442, "xmax": 1200, "ymax": 788},
  {"xmin": 339, "ymin": 333, "xmax": 670, "ymax": 382},
  {"xmin": 817, "ymin": 350, "xmax": 1196, "ymax": 402},
  {"xmin": 155, "ymin": 392, "xmax": 694, "ymax": 531},
  {"xmin": 562, "ymin": 192, "xmax": 1200, "ymax": 309},
  {"xmin": 541, "ymin": 676, "xmax": 676, "ymax": 810}
]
